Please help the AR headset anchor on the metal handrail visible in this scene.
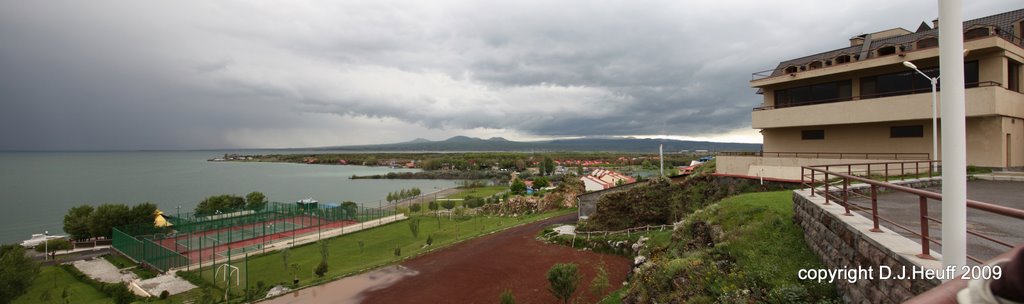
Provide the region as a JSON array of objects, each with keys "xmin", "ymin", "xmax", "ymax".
[
  {"xmin": 801, "ymin": 160, "xmax": 1024, "ymax": 262},
  {"xmin": 753, "ymin": 81, "xmax": 1002, "ymax": 111},
  {"xmin": 719, "ymin": 151, "xmax": 930, "ymax": 160}
]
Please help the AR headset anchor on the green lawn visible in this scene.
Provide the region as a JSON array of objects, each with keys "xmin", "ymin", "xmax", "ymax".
[
  {"xmin": 446, "ymin": 186, "xmax": 508, "ymax": 199},
  {"xmin": 180, "ymin": 208, "xmax": 576, "ymax": 300},
  {"xmin": 12, "ymin": 265, "xmax": 109, "ymax": 304},
  {"xmin": 103, "ymin": 254, "xmax": 137, "ymax": 269}
]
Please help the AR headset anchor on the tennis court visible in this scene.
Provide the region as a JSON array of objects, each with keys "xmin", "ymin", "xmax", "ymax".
[{"xmin": 113, "ymin": 201, "xmax": 393, "ymax": 272}]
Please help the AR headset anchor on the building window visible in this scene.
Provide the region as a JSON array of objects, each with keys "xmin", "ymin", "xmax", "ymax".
[
  {"xmin": 802, "ymin": 130, "xmax": 825, "ymax": 140},
  {"xmin": 774, "ymin": 80, "xmax": 852, "ymax": 108},
  {"xmin": 1010, "ymin": 60, "xmax": 1021, "ymax": 93},
  {"xmin": 890, "ymin": 125, "xmax": 924, "ymax": 138},
  {"xmin": 861, "ymin": 61, "xmax": 979, "ymax": 97},
  {"xmin": 835, "ymin": 55, "xmax": 851, "ymax": 64},
  {"xmin": 916, "ymin": 37, "xmax": 938, "ymax": 49},
  {"xmin": 809, "ymin": 61, "xmax": 823, "ymax": 69},
  {"xmin": 964, "ymin": 27, "xmax": 990, "ymax": 40},
  {"xmin": 785, "ymin": 66, "xmax": 798, "ymax": 74},
  {"xmin": 877, "ymin": 45, "xmax": 897, "ymax": 56}
]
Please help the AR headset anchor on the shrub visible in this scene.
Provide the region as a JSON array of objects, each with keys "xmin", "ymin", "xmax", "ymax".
[
  {"xmin": 500, "ymin": 289, "xmax": 516, "ymax": 304},
  {"xmin": 426, "ymin": 234, "xmax": 434, "ymax": 246},
  {"xmin": 547, "ymin": 263, "xmax": 581, "ymax": 304},
  {"xmin": 159, "ymin": 290, "xmax": 170, "ymax": 299}
]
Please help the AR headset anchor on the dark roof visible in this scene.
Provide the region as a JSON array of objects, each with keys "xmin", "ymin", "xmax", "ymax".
[{"xmin": 768, "ymin": 9, "xmax": 1024, "ymax": 76}]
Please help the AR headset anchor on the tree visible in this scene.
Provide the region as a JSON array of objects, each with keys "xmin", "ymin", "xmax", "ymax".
[
  {"xmin": 514, "ymin": 159, "xmax": 526, "ymax": 171},
  {"xmin": 546, "ymin": 263, "xmax": 581, "ymax": 304},
  {"xmin": 246, "ymin": 192, "xmax": 268, "ymax": 211},
  {"xmin": 386, "ymin": 192, "xmax": 395, "ymax": 204},
  {"xmin": 510, "ymin": 179, "xmax": 527, "ymax": 195},
  {"xmin": 408, "ymin": 218, "xmax": 421, "ymax": 239},
  {"xmin": 393, "ymin": 245, "xmax": 401, "ymax": 269},
  {"xmin": 128, "ymin": 202, "xmax": 157, "ymax": 225},
  {"xmin": 315, "ymin": 240, "xmax": 329, "ymax": 278},
  {"xmin": 534, "ymin": 176, "xmax": 550, "ymax": 189},
  {"xmin": 441, "ymin": 200, "xmax": 456, "ymax": 211},
  {"xmin": 409, "ymin": 203, "xmax": 421, "ymax": 213},
  {"xmin": 341, "ymin": 201, "xmax": 359, "ymax": 220},
  {"xmin": 543, "ymin": 157, "xmax": 555, "ymax": 176},
  {"xmin": 428, "ymin": 201, "xmax": 439, "ymax": 211},
  {"xmin": 195, "ymin": 194, "xmax": 245, "ymax": 215},
  {"xmin": 63, "ymin": 205, "xmax": 94, "ymax": 241},
  {"xmin": 500, "ymin": 289, "xmax": 516, "ymax": 304},
  {"xmin": 281, "ymin": 248, "xmax": 291, "ymax": 277},
  {"xmin": 0, "ymin": 244, "xmax": 39, "ymax": 303},
  {"xmin": 89, "ymin": 203, "xmax": 131, "ymax": 238},
  {"xmin": 590, "ymin": 263, "xmax": 610, "ymax": 298}
]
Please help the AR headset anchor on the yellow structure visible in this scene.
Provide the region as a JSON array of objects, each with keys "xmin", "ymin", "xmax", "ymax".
[
  {"xmin": 154, "ymin": 210, "xmax": 172, "ymax": 228},
  {"xmin": 720, "ymin": 9, "xmax": 1024, "ymax": 179}
]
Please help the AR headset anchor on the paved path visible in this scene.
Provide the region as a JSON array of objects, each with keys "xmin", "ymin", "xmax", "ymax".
[
  {"xmin": 390, "ymin": 187, "xmax": 462, "ymax": 209},
  {"xmin": 850, "ymin": 180, "xmax": 1024, "ymax": 262}
]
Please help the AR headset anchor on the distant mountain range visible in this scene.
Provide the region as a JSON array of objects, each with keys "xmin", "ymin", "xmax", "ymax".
[{"xmin": 305, "ymin": 136, "xmax": 761, "ymax": 153}]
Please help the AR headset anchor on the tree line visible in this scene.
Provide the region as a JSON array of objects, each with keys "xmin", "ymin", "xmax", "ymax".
[{"xmin": 386, "ymin": 188, "xmax": 421, "ymax": 204}]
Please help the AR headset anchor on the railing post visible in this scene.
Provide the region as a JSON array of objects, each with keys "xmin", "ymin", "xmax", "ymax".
[
  {"xmin": 918, "ymin": 196, "xmax": 934, "ymax": 259},
  {"xmin": 870, "ymin": 185, "xmax": 881, "ymax": 232},
  {"xmin": 901, "ymin": 162, "xmax": 905, "ymax": 178},
  {"xmin": 810, "ymin": 169, "xmax": 816, "ymax": 197},
  {"xmin": 867, "ymin": 163, "xmax": 871, "ymax": 179},
  {"xmin": 885, "ymin": 163, "xmax": 890, "ymax": 182},
  {"xmin": 843, "ymin": 178, "xmax": 851, "ymax": 216},
  {"xmin": 824, "ymin": 171, "xmax": 830, "ymax": 205}
]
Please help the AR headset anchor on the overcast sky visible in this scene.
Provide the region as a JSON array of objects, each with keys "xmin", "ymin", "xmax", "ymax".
[{"xmin": 1, "ymin": 1, "xmax": 1020, "ymax": 150}]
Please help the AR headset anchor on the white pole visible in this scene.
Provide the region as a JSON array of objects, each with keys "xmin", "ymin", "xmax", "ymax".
[
  {"xmin": 939, "ymin": 0, "xmax": 967, "ymax": 275},
  {"xmin": 932, "ymin": 79, "xmax": 939, "ymax": 170},
  {"xmin": 659, "ymin": 144, "xmax": 664, "ymax": 177}
]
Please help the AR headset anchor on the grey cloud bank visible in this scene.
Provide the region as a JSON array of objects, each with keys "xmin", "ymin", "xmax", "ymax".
[{"xmin": 1, "ymin": 0, "xmax": 1020, "ymax": 150}]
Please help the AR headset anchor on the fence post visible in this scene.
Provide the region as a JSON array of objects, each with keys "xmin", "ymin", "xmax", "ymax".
[
  {"xmin": 917, "ymin": 196, "xmax": 933, "ymax": 259},
  {"xmin": 870, "ymin": 185, "xmax": 881, "ymax": 232},
  {"xmin": 885, "ymin": 163, "xmax": 890, "ymax": 182},
  {"xmin": 810, "ymin": 169, "xmax": 816, "ymax": 197},
  {"xmin": 824, "ymin": 171, "xmax": 830, "ymax": 205},
  {"xmin": 842, "ymin": 178, "xmax": 851, "ymax": 216}
]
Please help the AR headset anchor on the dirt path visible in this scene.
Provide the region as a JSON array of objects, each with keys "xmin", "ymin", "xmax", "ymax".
[{"xmin": 264, "ymin": 214, "xmax": 631, "ymax": 304}]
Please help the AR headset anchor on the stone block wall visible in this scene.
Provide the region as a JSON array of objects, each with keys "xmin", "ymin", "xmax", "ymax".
[{"xmin": 793, "ymin": 191, "xmax": 941, "ymax": 303}]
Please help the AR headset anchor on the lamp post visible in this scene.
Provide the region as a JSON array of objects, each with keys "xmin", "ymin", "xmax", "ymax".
[
  {"xmin": 903, "ymin": 60, "xmax": 939, "ymax": 172},
  {"xmin": 44, "ymin": 230, "xmax": 49, "ymax": 261}
]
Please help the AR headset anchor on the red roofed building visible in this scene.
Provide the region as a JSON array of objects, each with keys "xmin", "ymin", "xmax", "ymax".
[{"xmin": 580, "ymin": 168, "xmax": 635, "ymax": 191}]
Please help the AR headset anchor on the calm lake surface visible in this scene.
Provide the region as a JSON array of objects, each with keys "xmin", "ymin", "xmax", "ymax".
[{"xmin": 0, "ymin": 151, "xmax": 457, "ymax": 244}]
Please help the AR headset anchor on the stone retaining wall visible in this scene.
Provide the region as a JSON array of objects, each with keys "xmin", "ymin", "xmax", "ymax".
[{"xmin": 793, "ymin": 189, "xmax": 942, "ymax": 303}]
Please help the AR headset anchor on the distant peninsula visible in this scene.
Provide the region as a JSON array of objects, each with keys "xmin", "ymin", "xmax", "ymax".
[{"xmin": 293, "ymin": 136, "xmax": 762, "ymax": 153}]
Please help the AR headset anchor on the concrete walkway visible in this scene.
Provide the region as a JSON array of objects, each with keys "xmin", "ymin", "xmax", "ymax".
[{"xmin": 849, "ymin": 180, "xmax": 1024, "ymax": 263}]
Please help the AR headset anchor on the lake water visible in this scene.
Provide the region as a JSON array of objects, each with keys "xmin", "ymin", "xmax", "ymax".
[{"xmin": 0, "ymin": 151, "xmax": 457, "ymax": 244}]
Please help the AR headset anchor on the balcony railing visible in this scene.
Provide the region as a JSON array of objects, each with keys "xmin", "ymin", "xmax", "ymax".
[
  {"xmin": 718, "ymin": 151, "xmax": 930, "ymax": 160},
  {"xmin": 751, "ymin": 30, "xmax": 1024, "ymax": 82},
  {"xmin": 752, "ymin": 81, "xmax": 1001, "ymax": 111},
  {"xmin": 801, "ymin": 161, "xmax": 1024, "ymax": 263}
]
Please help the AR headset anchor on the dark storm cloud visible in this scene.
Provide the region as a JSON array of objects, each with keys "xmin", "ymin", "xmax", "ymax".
[{"xmin": 1, "ymin": 0, "xmax": 1021, "ymax": 149}]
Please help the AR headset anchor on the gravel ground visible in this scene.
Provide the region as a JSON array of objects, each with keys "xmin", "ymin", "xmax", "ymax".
[
  {"xmin": 138, "ymin": 272, "xmax": 198, "ymax": 296},
  {"xmin": 71, "ymin": 258, "xmax": 136, "ymax": 283}
]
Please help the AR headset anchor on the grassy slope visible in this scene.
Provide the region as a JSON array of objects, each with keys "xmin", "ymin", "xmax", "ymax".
[
  {"xmin": 186, "ymin": 208, "xmax": 576, "ymax": 298},
  {"xmin": 702, "ymin": 191, "xmax": 829, "ymax": 289},
  {"xmin": 623, "ymin": 190, "xmax": 836, "ymax": 303},
  {"xmin": 12, "ymin": 266, "xmax": 109, "ymax": 304},
  {"xmin": 443, "ymin": 186, "xmax": 507, "ymax": 200}
]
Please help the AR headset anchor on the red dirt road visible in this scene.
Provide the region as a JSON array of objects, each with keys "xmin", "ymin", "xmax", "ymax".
[{"xmin": 360, "ymin": 214, "xmax": 631, "ymax": 304}]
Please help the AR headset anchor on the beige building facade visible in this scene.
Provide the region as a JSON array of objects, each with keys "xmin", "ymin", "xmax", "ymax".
[{"xmin": 721, "ymin": 9, "xmax": 1024, "ymax": 179}]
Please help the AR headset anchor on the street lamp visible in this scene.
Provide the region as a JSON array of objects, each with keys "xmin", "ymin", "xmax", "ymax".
[
  {"xmin": 903, "ymin": 60, "xmax": 939, "ymax": 172},
  {"xmin": 44, "ymin": 230, "xmax": 49, "ymax": 261}
]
